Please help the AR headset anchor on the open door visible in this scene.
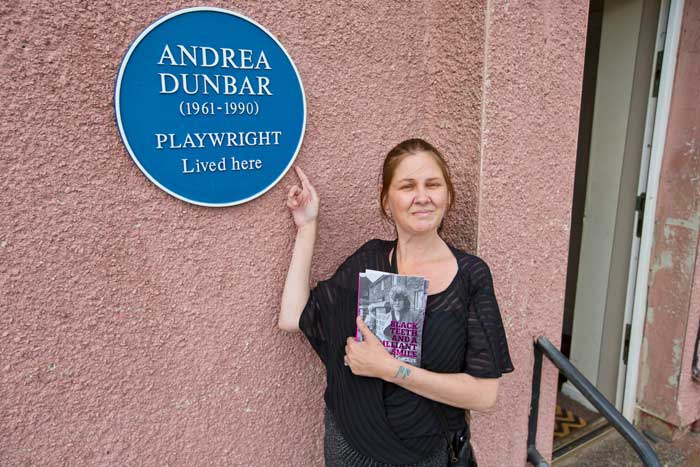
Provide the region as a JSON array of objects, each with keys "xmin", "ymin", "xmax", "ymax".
[{"xmin": 556, "ymin": 0, "xmax": 673, "ymax": 456}]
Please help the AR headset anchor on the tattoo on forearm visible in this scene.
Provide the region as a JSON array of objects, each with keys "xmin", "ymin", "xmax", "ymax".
[{"xmin": 394, "ymin": 366, "xmax": 411, "ymax": 380}]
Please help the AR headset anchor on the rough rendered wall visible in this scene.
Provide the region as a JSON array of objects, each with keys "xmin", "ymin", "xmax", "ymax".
[
  {"xmin": 0, "ymin": 1, "xmax": 484, "ymax": 465},
  {"xmin": 639, "ymin": 0, "xmax": 700, "ymax": 432},
  {"xmin": 476, "ymin": 0, "xmax": 589, "ymax": 464},
  {"xmin": 424, "ymin": 1, "xmax": 484, "ymax": 249}
]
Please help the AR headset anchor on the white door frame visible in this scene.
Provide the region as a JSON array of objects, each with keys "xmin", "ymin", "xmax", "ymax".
[
  {"xmin": 622, "ymin": 0, "xmax": 685, "ymax": 422},
  {"xmin": 615, "ymin": 0, "xmax": 670, "ymax": 410}
]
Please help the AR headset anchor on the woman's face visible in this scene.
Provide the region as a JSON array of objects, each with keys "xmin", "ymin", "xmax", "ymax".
[
  {"xmin": 384, "ymin": 151, "xmax": 449, "ymax": 236},
  {"xmin": 391, "ymin": 295, "xmax": 405, "ymax": 313}
]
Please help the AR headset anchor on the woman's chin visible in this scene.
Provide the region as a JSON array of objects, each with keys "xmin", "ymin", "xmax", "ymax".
[{"xmin": 399, "ymin": 221, "xmax": 440, "ymax": 235}]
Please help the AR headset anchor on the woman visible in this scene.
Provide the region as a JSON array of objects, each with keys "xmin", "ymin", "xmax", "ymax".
[
  {"xmin": 388, "ymin": 285, "xmax": 412, "ymax": 322},
  {"xmin": 279, "ymin": 139, "xmax": 513, "ymax": 466},
  {"xmin": 377, "ymin": 285, "xmax": 412, "ymax": 342}
]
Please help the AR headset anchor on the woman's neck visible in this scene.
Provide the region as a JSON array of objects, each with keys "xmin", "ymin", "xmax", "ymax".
[{"xmin": 395, "ymin": 231, "xmax": 446, "ymax": 266}]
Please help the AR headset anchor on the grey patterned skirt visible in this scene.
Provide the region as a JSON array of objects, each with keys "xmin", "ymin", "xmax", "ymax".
[{"xmin": 324, "ymin": 408, "xmax": 448, "ymax": 467}]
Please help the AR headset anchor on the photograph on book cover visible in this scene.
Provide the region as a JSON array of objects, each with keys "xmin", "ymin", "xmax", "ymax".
[{"xmin": 357, "ymin": 270, "xmax": 428, "ymax": 366}]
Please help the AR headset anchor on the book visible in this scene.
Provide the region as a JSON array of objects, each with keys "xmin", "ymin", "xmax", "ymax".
[{"xmin": 357, "ymin": 269, "xmax": 429, "ymax": 367}]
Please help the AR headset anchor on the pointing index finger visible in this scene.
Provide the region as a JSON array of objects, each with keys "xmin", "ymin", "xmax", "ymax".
[
  {"xmin": 294, "ymin": 166, "xmax": 309, "ymax": 185},
  {"xmin": 295, "ymin": 166, "xmax": 317, "ymax": 194}
]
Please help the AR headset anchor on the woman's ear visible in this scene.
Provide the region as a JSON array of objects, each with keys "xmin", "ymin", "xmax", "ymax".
[{"xmin": 380, "ymin": 189, "xmax": 391, "ymax": 219}]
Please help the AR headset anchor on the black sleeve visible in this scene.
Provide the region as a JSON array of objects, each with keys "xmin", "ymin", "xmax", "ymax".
[
  {"xmin": 463, "ymin": 259, "xmax": 514, "ymax": 378},
  {"xmin": 298, "ymin": 240, "xmax": 380, "ymax": 365},
  {"xmin": 298, "ymin": 283, "xmax": 332, "ymax": 365}
]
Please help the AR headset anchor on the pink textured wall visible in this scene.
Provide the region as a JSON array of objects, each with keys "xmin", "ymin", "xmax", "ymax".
[
  {"xmin": 639, "ymin": 0, "xmax": 700, "ymax": 431},
  {"xmin": 0, "ymin": 1, "xmax": 590, "ymax": 465},
  {"xmin": 0, "ymin": 1, "xmax": 486, "ymax": 465},
  {"xmin": 476, "ymin": 0, "xmax": 589, "ymax": 463},
  {"xmin": 682, "ymin": 239, "xmax": 700, "ymax": 425}
]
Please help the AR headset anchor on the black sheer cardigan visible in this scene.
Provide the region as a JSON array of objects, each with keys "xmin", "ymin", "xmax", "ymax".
[{"xmin": 299, "ymin": 239, "xmax": 513, "ymax": 464}]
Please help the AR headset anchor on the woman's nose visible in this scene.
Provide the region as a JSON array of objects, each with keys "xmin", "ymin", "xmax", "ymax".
[{"xmin": 414, "ymin": 186, "xmax": 430, "ymax": 203}]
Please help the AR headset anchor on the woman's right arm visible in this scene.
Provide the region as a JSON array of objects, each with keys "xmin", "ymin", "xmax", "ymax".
[{"xmin": 278, "ymin": 166, "xmax": 320, "ymax": 332}]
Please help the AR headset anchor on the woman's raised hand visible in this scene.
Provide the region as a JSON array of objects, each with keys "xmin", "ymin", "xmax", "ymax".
[{"xmin": 286, "ymin": 166, "xmax": 319, "ymax": 228}]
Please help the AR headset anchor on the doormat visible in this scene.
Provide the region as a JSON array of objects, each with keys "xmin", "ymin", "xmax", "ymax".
[{"xmin": 554, "ymin": 405, "xmax": 587, "ymax": 438}]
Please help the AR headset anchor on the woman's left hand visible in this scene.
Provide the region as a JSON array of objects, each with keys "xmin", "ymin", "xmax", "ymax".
[{"xmin": 345, "ymin": 316, "xmax": 395, "ymax": 379}]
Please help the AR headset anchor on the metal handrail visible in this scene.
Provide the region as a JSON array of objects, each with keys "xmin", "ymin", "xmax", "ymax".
[{"xmin": 527, "ymin": 335, "xmax": 661, "ymax": 467}]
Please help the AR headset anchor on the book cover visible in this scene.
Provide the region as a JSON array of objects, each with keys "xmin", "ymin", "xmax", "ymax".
[{"xmin": 357, "ymin": 269, "xmax": 429, "ymax": 367}]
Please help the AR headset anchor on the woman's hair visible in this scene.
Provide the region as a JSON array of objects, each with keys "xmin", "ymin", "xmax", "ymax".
[
  {"xmin": 379, "ymin": 138, "xmax": 456, "ymax": 229},
  {"xmin": 388, "ymin": 285, "xmax": 411, "ymax": 313}
]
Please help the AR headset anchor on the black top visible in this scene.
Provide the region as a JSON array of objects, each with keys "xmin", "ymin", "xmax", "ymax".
[{"xmin": 299, "ymin": 239, "xmax": 514, "ymax": 464}]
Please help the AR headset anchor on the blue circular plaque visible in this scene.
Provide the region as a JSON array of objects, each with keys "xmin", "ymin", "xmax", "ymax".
[{"xmin": 115, "ymin": 7, "xmax": 306, "ymax": 206}]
